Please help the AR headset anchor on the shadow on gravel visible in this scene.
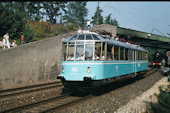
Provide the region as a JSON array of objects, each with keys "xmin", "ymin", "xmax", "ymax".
[
  {"xmin": 62, "ymin": 78, "xmax": 138, "ymax": 97},
  {"xmin": 61, "ymin": 69, "xmax": 159, "ymax": 97},
  {"xmin": 92, "ymin": 78, "xmax": 136, "ymax": 96}
]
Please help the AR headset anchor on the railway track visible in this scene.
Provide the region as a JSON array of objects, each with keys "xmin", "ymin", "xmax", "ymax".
[
  {"xmin": 0, "ymin": 68, "xmax": 159, "ymax": 113},
  {"xmin": 0, "ymin": 81, "xmax": 62, "ymax": 99},
  {"xmin": 0, "ymin": 92, "xmax": 94, "ymax": 113}
]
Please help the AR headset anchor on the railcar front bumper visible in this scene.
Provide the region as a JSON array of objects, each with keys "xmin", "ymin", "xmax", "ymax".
[
  {"xmin": 83, "ymin": 77, "xmax": 92, "ymax": 81},
  {"xmin": 57, "ymin": 76, "xmax": 92, "ymax": 81},
  {"xmin": 57, "ymin": 76, "xmax": 64, "ymax": 79},
  {"xmin": 57, "ymin": 76, "xmax": 93, "ymax": 88}
]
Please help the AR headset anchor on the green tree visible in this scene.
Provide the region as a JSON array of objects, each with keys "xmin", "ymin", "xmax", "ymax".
[
  {"xmin": 34, "ymin": 2, "xmax": 42, "ymax": 21},
  {"xmin": 25, "ymin": 2, "xmax": 36, "ymax": 20},
  {"xmin": 0, "ymin": 2, "xmax": 36, "ymax": 43},
  {"xmin": 91, "ymin": 4, "xmax": 103, "ymax": 26},
  {"xmin": 23, "ymin": 23, "xmax": 37, "ymax": 43},
  {"xmin": 0, "ymin": 2, "xmax": 26, "ymax": 39},
  {"xmin": 110, "ymin": 18, "xmax": 119, "ymax": 26},
  {"xmin": 43, "ymin": 1, "xmax": 67, "ymax": 24},
  {"xmin": 104, "ymin": 14, "xmax": 119, "ymax": 26},
  {"xmin": 148, "ymin": 86, "xmax": 170, "ymax": 113},
  {"xmin": 104, "ymin": 14, "xmax": 112, "ymax": 24},
  {"xmin": 63, "ymin": 1, "xmax": 88, "ymax": 28}
]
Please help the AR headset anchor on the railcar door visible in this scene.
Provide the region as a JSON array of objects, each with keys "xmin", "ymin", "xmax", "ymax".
[
  {"xmin": 132, "ymin": 50, "xmax": 136, "ymax": 74},
  {"xmin": 134, "ymin": 50, "xmax": 136, "ymax": 75}
]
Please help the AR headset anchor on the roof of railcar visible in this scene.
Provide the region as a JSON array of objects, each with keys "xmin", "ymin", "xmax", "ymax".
[{"xmin": 62, "ymin": 30, "xmax": 148, "ymax": 52}]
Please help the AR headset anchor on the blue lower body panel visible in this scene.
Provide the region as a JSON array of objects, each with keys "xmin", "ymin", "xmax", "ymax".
[{"xmin": 57, "ymin": 60, "xmax": 148, "ymax": 88}]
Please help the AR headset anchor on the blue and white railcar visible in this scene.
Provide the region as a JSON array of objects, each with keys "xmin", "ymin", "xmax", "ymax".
[{"xmin": 57, "ymin": 30, "xmax": 148, "ymax": 89}]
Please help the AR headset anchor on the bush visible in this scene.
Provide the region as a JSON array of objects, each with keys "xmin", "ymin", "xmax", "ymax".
[
  {"xmin": 52, "ymin": 25, "xmax": 70, "ymax": 36},
  {"xmin": 31, "ymin": 21, "xmax": 52, "ymax": 39},
  {"xmin": 22, "ymin": 23, "xmax": 37, "ymax": 43},
  {"xmin": 148, "ymin": 86, "xmax": 170, "ymax": 113}
]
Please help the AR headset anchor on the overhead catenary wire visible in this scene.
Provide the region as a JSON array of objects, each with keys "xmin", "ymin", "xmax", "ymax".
[
  {"xmin": 87, "ymin": 2, "xmax": 146, "ymax": 30},
  {"xmin": 101, "ymin": 2, "xmax": 168, "ymax": 37},
  {"xmin": 107, "ymin": 4, "xmax": 147, "ymax": 31},
  {"xmin": 87, "ymin": 2, "xmax": 111, "ymax": 21}
]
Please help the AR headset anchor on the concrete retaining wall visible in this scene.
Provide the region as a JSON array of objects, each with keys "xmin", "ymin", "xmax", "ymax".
[
  {"xmin": 0, "ymin": 24, "xmax": 117, "ymax": 90},
  {"xmin": 0, "ymin": 33, "xmax": 71, "ymax": 90}
]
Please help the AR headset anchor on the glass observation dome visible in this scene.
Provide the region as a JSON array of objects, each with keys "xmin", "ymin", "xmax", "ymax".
[{"xmin": 61, "ymin": 29, "xmax": 148, "ymax": 61}]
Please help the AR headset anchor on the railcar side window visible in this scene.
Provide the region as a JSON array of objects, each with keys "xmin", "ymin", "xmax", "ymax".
[
  {"xmin": 138, "ymin": 51, "xmax": 140, "ymax": 60},
  {"xmin": 62, "ymin": 43, "xmax": 67, "ymax": 61},
  {"xmin": 136, "ymin": 51, "xmax": 138, "ymax": 60},
  {"xmin": 145, "ymin": 52, "xmax": 148, "ymax": 60},
  {"xmin": 120, "ymin": 47, "xmax": 124, "ymax": 60},
  {"xmin": 142, "ymin": 52, "xmax": 146, "ymax": 60},
  {"xmin": 75, "ymin": 42, "xmax": 84, "ymax": 61},
  {"xmin": 67, "ymin": 44, "xmax": 75, "ymax": 61},
  {"xmin": 94, "ymin": 42, "xmax": 101, "ymax": 60},
  {"xmin": 141, "ymin": 52, "xmax": 143, "ymax": 60},
  {"xmin": 92, "ymin": 34, "xmax": 100, "ymax": 40},
  {"xmin": 129, "ymin": 49, "xmax": 133, "ymax": 61},
  {"xmin": 125, "ymin": 48, "xmax": 129, "ymax": 60},
  {"xmin": 101, "ymin": 43, "xmax": 106, "ymax": 60},
  {"xmin": 106, "ymin": 44, "xmax": 113, "ymax": 61},
  {"xmin": 138, "ymin": 51, "xmax": 142, "ymax": 60},
  {"xmin": 85, "ymin": 44, "xmax": 93, "ymax": 61},
  {"xmin": 114, "ymin": 46, "xmax": 119, "ymax": 60}
]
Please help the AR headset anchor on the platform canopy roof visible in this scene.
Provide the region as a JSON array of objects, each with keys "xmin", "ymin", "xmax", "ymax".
[{"xmin": 116, "ymin": 27, "xmax": 170, "ymax": 49}]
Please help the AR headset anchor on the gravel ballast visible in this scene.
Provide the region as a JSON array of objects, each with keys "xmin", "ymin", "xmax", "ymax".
[
  {"xmin": 114, "ymin": 77, "xmax": 169, "ymax": 113},
  {"xmin": 56, "ymin": 71, "xmax": 167, "ymax": 113},
  {"xmin": 0, "ymin": 70, "xmax": 168, "ymax": 113}
]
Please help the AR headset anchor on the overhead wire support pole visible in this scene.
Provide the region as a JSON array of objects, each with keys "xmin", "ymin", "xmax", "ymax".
[
  {"xmin": 151, "ymin": 28, "xmax": 166, "ymax": 37},
  {"xmin": 97, "ymin": 2, "xmax": 99, "ymax": 26}
]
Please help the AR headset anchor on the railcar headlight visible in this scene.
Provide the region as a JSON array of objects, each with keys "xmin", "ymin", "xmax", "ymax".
[
  {"xmin": 87, "ymin": 67, "xmax": 91, "ymax": 73},
  {"xmin": 159, "ymin": 63, "xmax": 162, "ymax": 65},
  {"xmin": 153, "ymin": 63, "xmax": 155, "ymax": 65},
  {"xmin": 62, "ymin": 67, "xmax": 64, "ymax": 73}
]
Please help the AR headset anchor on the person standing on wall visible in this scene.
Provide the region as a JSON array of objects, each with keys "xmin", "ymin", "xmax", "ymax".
[
  {"xmin": 2, "ymin": 36, "xmax": 7, "ymax": 50},
  {"xmin": 21, "ymin": 35, "xmax": 24, "ymax": 45},
  {"xmin": 3, "ymin": 33, "xmax": 10, "ymax": 49}
]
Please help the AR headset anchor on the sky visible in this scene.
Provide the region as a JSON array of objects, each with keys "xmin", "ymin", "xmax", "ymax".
[{"xmin": 86, "ymin": 1, "xmax": 170, "ymax": 37}]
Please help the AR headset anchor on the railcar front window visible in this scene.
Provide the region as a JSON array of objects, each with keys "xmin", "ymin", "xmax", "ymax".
[
  {"xmin": 67, "ymin": 44, "xmax": 75, "ymax": 61},
  {"xmin": 62, "ymin": 44, "xmax": 67, "ymax": 61},
  {"xmin": 85, "ymin": 44, "xmax": 93, "ymax": 61},
  {"xmin": 75, "ymin": 42, "xmax": 84, "ymax": 61}
]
